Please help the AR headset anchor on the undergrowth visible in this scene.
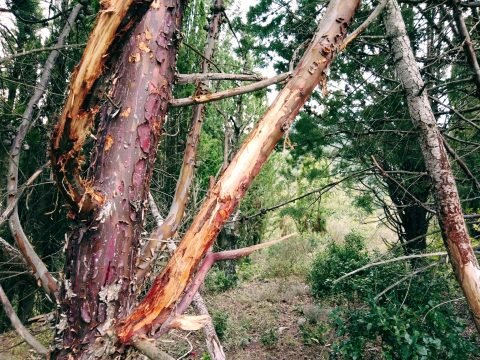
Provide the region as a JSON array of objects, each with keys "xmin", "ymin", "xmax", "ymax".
[{"xmin": 308, "ymin": 231, "xmax": 479, "ymax": 359}]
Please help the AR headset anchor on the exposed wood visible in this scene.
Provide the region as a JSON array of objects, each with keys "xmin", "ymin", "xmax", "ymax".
[
  {"xmin": 54, "ymin": 1, "xmax": 186, "ymax": 357},
  {"xmin": 147, "ymin": 195, "xmax": 226, "ymax": 360},
  {"xmin": 385, "ymin": 0, "xmax": 480, "ymax": 330},
  {"xmin": 50, "ymin": 0, "xmax": 151, "ymax": 213},
  {"xmin": 0, "ymin": 284, "xmax": 48, "ymax": 355},
  {"xmin": 136, "ymin": 0, "xmax": 226, "ymax": 285},
  {"xmin": 7, "ymin": 4, "xmax": 82, "ymax": 300},
  {"xmin": 169, "ymin": 72, "xmax": 291, "ymax": 107},
  {"xmin": 116, "ymin": 0, "xmax": 361, "ymax": 342}
]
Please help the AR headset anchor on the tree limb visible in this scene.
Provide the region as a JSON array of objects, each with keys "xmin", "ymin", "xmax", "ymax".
[
  {"xmin": 176, "ymin": 72, "xmax": 264, "ymax": 84},
  {"xmin": 169, "ymin": 72, "xmax": 291, "ymax": 107},
  {"xmin": 333, "ymin": 252, "xmax": 448, "ymax": 284},
  {"xmin": 7, "ymin": 4, "xmax": 83, "ymax": 300},
  {"xmin": 0, "ymin": 284, "xmax": 48, "ymax": 355}
]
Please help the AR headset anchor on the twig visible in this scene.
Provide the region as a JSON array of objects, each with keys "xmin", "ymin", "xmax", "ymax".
[
  {"xmin": 0, "ymin": 284, "xmax": 48, "ymax": 355},
  {"xmin": 374, "ymin": 262, "xmax": 438, "ymax": 301},
  {"xmin": 0, "ymin": 43, "xmax": 85, "ymax": 65},
  {"xmin": 422, "ymin": 297, "xmax": 465, "ymax": 322},
  {"xmin": 333, "ymin": 252, "xmax": 448, "ymax": 284},
  {"xmin": 176, "ymin": 72, "xmax": 264, "ymax": 84}
]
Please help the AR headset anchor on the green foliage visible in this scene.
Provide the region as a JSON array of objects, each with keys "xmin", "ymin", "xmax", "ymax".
[
  {"xmin": 205, "ymin": 268, "xmax": 238, "ymax": 293},
  {"xmin": 260, "ymin": 328, "xmax": 278, "ymax": 347},
  {"xmin": 308, "ymin": 233, "xmax": 478, "ymax": 359},
  {"xmin": 308, "ymin": 231, "xmax": 370, "ymax": 299}
]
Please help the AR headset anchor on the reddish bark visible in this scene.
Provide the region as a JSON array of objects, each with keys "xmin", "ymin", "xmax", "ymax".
[
  {"xmin": 116, "ymin": 0, "xmax": 361, "ymax": 343},
  {"xmin": 54, "ymin": 1, "xmax": 185, "ymax": 357},
  {"xmin": 50, "ymin": 0, "xmax": 150, "ymax": 213}
]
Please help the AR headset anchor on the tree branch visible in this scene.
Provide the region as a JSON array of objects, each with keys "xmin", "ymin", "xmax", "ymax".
[
  {"xmin": 7, "ymin": 5, "xmax": 83, "ymax": 300},
  {"xmin": 333, "ymin": 252, "xmax": 448, "ymax": 284},
  {"xmin": 0, "ymin": 43, "xmax": 85, "ymax": 65},
  {"xmin": 169, "ymin": 72, "xmax": 291, "ymax": 107},
  {"xmin": 340, "ymin": 0, "xmax": 389, "ymax": 51},
  {"xmin": 0, "ymin": 284, "xmax": 48, "ymax": 355},
  {"xmin": 132, "ymin": 336, "xmax": 175, "ymax": 360},
  {"xmin": 176, "ymin": 72, "xmax": 264, "ymax": 84}
]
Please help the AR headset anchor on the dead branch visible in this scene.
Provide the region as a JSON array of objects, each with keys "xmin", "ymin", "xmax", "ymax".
[
  {"xmin": 374, "ymin": 262, "xmax": 438, "ymax": 301},
  {"xmin": 0, "ymin": 162, "xmax": 49, "ymax": 227},
  {"xmin": 341, "ymin": 0, "xmax": 389, "ymax": 51},
  {"xmin": 451, "ymin": 0, "xmax": 480, "ymax": 94},
  {"xmin": 233, "ymin": 167, "xmax": 374, "ymax": 222},
  {"xmin": 0, "ymin": 283, "xmax": 48, "ymax": 355},
  {"xmin": 169, "ymin": 72, "xmax": 291, "ymax": 107},
  {"xmin": 132, "ymin": 336, "xmax": 174, "ymax": 360},
  {"xmin": 176, "ymin": 72, "xmax": 264, "ymax": 84},
  {"xmin": 333, "ymin": 252, "xmax": 448, "ymax": 284},
  {"xmin": 0, "ymin": 43, "xmax": 85, "ymax": 65},
  {"xmin": 117, "ymin": 0, "xmax": 360, "ymax": 342},
  {"xmin": 7, "ymin": 4, "xmax": 82, "ymax": 300}
]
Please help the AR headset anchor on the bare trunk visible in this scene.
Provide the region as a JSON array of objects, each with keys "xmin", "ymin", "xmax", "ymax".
[
  {"xmin": 385, "ymin": 0, "xmax": 480, "ymax": 329},
  {"xmin": 116, "ymin": 0, "xmax": 361, "ymax": 342},
  {"xmin": 54, "ymin": 1, "xmax": 185, "ymax": 358}
]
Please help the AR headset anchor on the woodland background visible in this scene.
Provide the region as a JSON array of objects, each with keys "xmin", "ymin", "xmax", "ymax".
[{"xmin": 0, "ymin": 0, "xmax": 480, "ymax": 358}]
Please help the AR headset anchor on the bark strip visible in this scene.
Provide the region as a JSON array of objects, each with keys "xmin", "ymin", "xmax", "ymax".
[
  {"xmin": 385, "ymin": 0, "xmax": 480, "ymax": 329},
  {"xmin": 117, "ymin": 0, "xmax": 361, "ymax": 342}
]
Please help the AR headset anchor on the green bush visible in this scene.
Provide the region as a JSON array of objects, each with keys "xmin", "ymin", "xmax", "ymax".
[
  {"xmin": 308, "ymin": 231, "xmax": 371, "ymax": 300},
  {"xmin": 212, "ymin": 311, "xmax": 229, "ymax": 341},
  {"xmin": 307, "ymin": 231, "xmax": 479, "ymax": 359},
  {"xmin": 260, "ymin": 328, "xmax": 278, "ymax": 347}
]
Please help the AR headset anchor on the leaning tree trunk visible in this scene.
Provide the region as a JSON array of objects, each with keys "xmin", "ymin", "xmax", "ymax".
[
  {"xmin": 116, "ymin": 0, "xmax": 361, "ymax": 342},
  {"xmin": 52, "ymin": 1, "xmax": 185, "ymax": 358},
  {"xmin": 385, "ymin": 0, "xmax": 480, "ymax": 330}
]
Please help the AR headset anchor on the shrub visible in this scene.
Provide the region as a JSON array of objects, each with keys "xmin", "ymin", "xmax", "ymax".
[
  {"xmin": 212, "ymin": 311, "xmax": 229, "ymax": 341},
  {"xmin": 307, "ymin": 231, "xmax": 479, "ymax": 359},
  {"xmin": 260, "ymin": 328, "xmax": 278, "ymax": 347}
]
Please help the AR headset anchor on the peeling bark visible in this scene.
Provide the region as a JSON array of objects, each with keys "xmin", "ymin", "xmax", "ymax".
[
  {"xmin": 116, "ymin": 0, "xmax": 361, "ymax": 342},
  {"xmin": 385, "ymin": 0, "xmax": 480, "ymax": 330},
  {"xmin": 50, "ymin": 0, "xmax": 153, "ymax": 213},
  {"xmin": 54, "ymin": 1, "xmax": 185, "ymax": 358}
]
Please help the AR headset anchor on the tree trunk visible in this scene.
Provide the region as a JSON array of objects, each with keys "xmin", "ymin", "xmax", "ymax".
[
  {"xmin": 116, "ymin": 0, "xmax": 361, "ymax": 342},
  {"xmin": 385, "ymin": 0, "xmax": 480, "ymax": 330},
  {"xmin": 53, "ymin": 1, "xmax": 185, "ymax": 358}
]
